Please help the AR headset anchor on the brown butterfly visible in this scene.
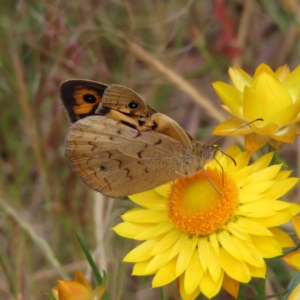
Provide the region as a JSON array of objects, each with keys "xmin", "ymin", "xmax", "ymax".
[
  {"xmin": 59, "ymin": 80, "xmax": 217, "ymax": 197},
  {"xmin": 59, "ymin": 79, "xmax": 156, "ymax": 125}
]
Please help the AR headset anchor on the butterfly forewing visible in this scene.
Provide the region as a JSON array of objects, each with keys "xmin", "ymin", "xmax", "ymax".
[
  {"xmin": 59, "ymin": 79, "xmax": 108, "ymax": 123},
  {"xmin": 96, "ymin": 84, "xmax": 149, "ymax": 116}
]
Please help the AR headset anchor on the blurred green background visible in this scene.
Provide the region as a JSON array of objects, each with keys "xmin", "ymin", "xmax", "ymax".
[{"xmin": 0, "ymin": 0, "xmax": 299, "ymax": 299}]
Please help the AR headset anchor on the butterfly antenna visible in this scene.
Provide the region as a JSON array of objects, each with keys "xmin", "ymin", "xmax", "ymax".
[
  {"xmin": 216, "ymin": 148, "xmax": 237, "ymax": 166},
  {"xmin": 210, "ymin": 118, "xmax": 264, "ymax": 145}
]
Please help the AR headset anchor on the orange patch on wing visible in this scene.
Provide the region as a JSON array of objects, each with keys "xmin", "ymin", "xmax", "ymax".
[{"xmin": 73, "ymin": 87, "xmax": 103, "ymax": 115}]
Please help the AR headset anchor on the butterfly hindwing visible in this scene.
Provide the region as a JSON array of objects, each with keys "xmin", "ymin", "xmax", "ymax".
[{"xmin": 66, "ymin": 116, "xmax": 184, "ymax": 197}]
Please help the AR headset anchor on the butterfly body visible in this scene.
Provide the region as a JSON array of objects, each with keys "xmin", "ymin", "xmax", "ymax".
[{"xmin": 60, "ymin": 80, "xmax": 217, "ymax": 197}]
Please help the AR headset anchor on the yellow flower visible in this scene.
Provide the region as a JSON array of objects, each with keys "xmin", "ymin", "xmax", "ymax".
[
  {"xmin": 213, "ymin": 64, "xmax": 300, "ymax": 152},
  {"xmin": 114, "ymin": 146, "xmax": 300, "ymax": 299},
  {"xmin": 52, "ymin": 271, "xmax": 106, "ymax": 300},
  {"xmin": 282, "ymin": 216, "xmax": 300, "ymax": 271}
]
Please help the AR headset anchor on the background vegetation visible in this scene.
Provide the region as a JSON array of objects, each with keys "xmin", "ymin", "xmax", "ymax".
[{"xmin": 0, "ymin": 0, "xmax": 299, "ymax": 299}]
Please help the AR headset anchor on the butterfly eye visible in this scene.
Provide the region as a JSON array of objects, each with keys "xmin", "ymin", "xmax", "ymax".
[
  {"xmin": 127, "ymin": 101, "xmax": 140, "ymax": 110},
  {"xmin": 203, "ymin": 148, "xmax": 212, "ymax": 159},
  {"xmin": 83, "ymin": 94, "xmax": 97, "ymax": 103},
  {"xmin": 99, "ymin": 165, "xmax": 107, "ymax": 171}
]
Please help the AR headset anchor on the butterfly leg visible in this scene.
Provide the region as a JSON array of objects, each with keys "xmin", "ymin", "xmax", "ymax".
[{"xmin": 202, "ymin": 168, "xmax": 222, "ymax": 195}]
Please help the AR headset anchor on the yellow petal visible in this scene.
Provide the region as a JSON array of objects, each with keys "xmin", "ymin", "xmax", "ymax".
[
  {"xmin": 219, "ymin": 248, "xmax": 251, "ymax": 282},
  {"xmin": 176, "ymin": 237, "xmax": 197, "ymax": 276},
  {"xmin": 258, "ymin": 164, "xmax": 282, "ymax": 180},
  {"xmin": 243, "ymin": 86, "xmax": 263, "ymax": 121},
  {"xmin": 269, "ymin": 227, "xmax": 296, "ymax": 248},
  {"xmin": 74, "ymin": 271, "xmax": 93, "ymax": 291},
  {"xmin": 245, "ymin": 164, "xmax": 282, "ymax": 184},
  {"xmin": 134, "ymin": 222, "xmax": 174, "ymax": 240},
  {"xmin": 292, "ymin": 216, "xmax": 300, "ymax": 239},
  {"xmin": 227, "ymin": 221, "xmax": 253, "ymax": 242},
  {"xmin": 222, "ymin": 273, "xmax": 240, "ymax": 298},
  {"xmin": 276, "ymin": 101, "xmax": 300, "ymax": 126},
  {"xmin": 198, "ymin": 238, "xmax": 210, "ymax": 271},
  {"xmin": 232, "ymin": 151, "xmax": 251, "ymax": 172},
  {"xmin": 209, "ymin": 232, "xmax": 219, "ymax": 254},
  {"xmin": 238, "ymin": 194, "xmax": 264, "ymax": 203},
  {"xmin": 151, "ymin": 230, "xmax": 182, "ymax": 255},
  {"xmin": 241, "ymin": 181, "xmax": 275, "ymax": 195},
  {"xmin": 208, "ymin": 242, "xmax": 222, "ymax": 283},
  {"xmin": 282, "ymin": 250, "xmax": 300, "ymax": 271},
  {"xmin": 217, "ymin": 230, "xmax": 243, "ymax": 260},
  {"xmin": 244, "ymin": 133, "xmax": 270, "ymax": 152},
  {"xmin": 282, "ymin": 64, "xmax": 300, "ymax": 101},
  {"xmin": 200, "ymin": 271, "xmax": 223, "ymax": 299},
  {"xmin": 213, "ymin": 118, "xmax": 251, "ymax": 135},
  {"xmin": 240, "ymin": 200, "xmax": 291, "ymax": 213},
  {"xmin": 253, "ymin": 122, "xmax": 280, "ymax": 135},
  {"xmin": 145, "ymin": 246, "xmax": 174, "ymax": 274},
  {"xmin": 52, "ymin": 287, "xmax": 59, "ymax": 300},
  {"xmin": 122, "ymin": 208, "xmax": 169, "ymax": 223},
  {"xmin": 124, "ymin": 239, "xmax": 157, "ymax": 262},
  {"xmin": 253, "ymin": 63, "xmax": 276, "ymax": 78},
  {"xmin": 184, "ymin": 250, "xmax": 203, "ymax": 294},
  {"xmin": 251, "ymin": 152, "xmax": 274, "ymax": 172},
  {"xmin": 113, "ymin": 222, "xmax": 161, "ymax": 240},
  {"xmin": 212, "ymin": 82, "xmax": 243, "ymax": 118},
  {"xmin": 169, "ymin": 232, "xmax": 189, "ymax": 259},
  {"xmin": 248, "ymin": 212, "xmax": 293, "ymax": 227},
  {"xmin": 179, "ymin": 274, "xmax": 201, "ymax": 300},
  {"xmin": 291, "ymin": 251, "xmax": 300, "ymax": 271},
  {"xmin": 129, "ymin": 189, "xmax": 167, "ymax": 210},
  {"xmin": 271, "ymin": 124, "xmax": 296, "ymax": 143},
  {"xmin": 152, "ymin": 257, "xmax": 177, "ymax": 287},
  {"xmin": 252, "ymin": 72, "xmax": 292, "ymax": 120},
  {"xmin": 235, "ymin": 218, "xmax": 273, "ymax": 236},
  {"xmin": 264, "ymin": 177, "xmax": 299, "ymax": 199},
  {"xmin": 283, "ymin": 203, "xmax": 300, "ymax": 216},
  {"xmin": 287, "ymin": 282, "xmax": 300, "ymax": 300},
  {"xmin": 250, "ymin": 235, "xmax": 283, "ymax": 258},
  {"xmin": 289, "ymin": 252, "xmax": 300, "ymax": 270},
  {"xmin": 274, "ymin": 170, "xmax": 293, "ymax": 180},
  {"xmin": 233, "ymin": 166, "xmax": 253, "ymax": 182},
  {"xmin": 231, "ymin": 236, "xmax": 265, "ymax": 267},
  {"xmin": 247, "ymin": 262, "xmax": 266, "ymax": 278},
  {"xmin": 236, "ymin": 209, "xmax": 277, "ymax": 218},
  {"xmin": 229, "ymin": 66, "xmax": 252, "ymax": 92},
  {"xmin": 275, "ymin": 65, "xmax": 290, "ymax": 82},
  {"xmin": 132, "ymin": 258, "xmax": 153, "ymax": 275},
  {"xmin": 220, "ymin": 103, "xmax": 236, "ymax": 116},
  {"xmin": 57, "ymin": 281, "xmax": 92, "ymax": 300},
  {"xmin": 93, "ymin": 286, "xmax": 107, "ymax": 300},
  {"xmin": 225, "ymin": 144, "xmax": 243, "ymax": 157},
  {"xmin": 154, "ymin": 183, "xmax": 172, "ymax": 198}
]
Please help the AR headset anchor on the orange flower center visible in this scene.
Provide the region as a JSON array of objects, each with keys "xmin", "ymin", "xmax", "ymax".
[{"xmin": 168, "ymin": 168, "xmax": 239, "ymax": 236}]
